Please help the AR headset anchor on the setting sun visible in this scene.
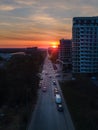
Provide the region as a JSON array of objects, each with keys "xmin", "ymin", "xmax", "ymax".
[
  {"xmin": 52, "ymin": 45, "xmax": 57, "ymax": 48},
  {"xmin": 50, "ymin": 41, "xmax": 59, "ymax": 48}
]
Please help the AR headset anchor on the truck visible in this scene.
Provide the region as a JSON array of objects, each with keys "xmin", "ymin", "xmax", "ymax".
[{"xmin": 55, "ymin": 94, "xmax": 62, "ymax": 104}]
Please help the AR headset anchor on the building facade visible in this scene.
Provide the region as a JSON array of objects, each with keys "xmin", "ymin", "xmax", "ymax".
[
  {"xmin": 58, "ymin": 39, "xmax": 72, "ymax": 72},
  {"xmin": 72, "ymin": 17, "xmax": 98, "ymax": 77}
]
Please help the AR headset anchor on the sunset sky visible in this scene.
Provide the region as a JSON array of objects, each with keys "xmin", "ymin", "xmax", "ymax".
[{"xmin": 0, "ymin": 0, "xmax": 98, "ymax": 48}]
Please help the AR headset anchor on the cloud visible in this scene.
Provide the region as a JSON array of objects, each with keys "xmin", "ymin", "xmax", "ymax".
[
  {"xmin": 15, "ymin": 0, "xmax": 37, "ymax": 6},
  {"xmin": 0, "ymin": 0, "xmax": 98, "ymax": 46},
  {"xmin": 0, "ymin": 5, "xmax": 17, "ymax": 11},
  {"xmin": 0, "ymin": 22, "xmax": 11, "ymax": 26},
  {"xmin": 30, "ymin": 13, "xmax": 58, "ymax": 26}
]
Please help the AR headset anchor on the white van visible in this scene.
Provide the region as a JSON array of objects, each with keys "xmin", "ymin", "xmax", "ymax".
[{"xmin": 55, "ymin": 94, "xmax": 62, "ymax": 104}]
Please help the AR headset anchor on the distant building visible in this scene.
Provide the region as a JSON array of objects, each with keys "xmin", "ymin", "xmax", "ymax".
[
  {"xmin": 26, "ymin": 47, "xmax": 38, "ymax": 54},
  {"xmin": 72, "ymin": 17, "xmax": 98, "ymax": 77},
  {"xmin": 58, "ymin": 39, "xmax": 72, "ymax": 72}
]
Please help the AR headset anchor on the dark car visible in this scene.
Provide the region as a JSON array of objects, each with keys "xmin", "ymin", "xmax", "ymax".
[
  {"xmin": 42, "ymin": 87, "xmax": 47, "ymax": 92},
  {"xmin": 55, "ymin": 74, "xmax": 60, "ymax": 77},
  {"xmin": 57, "ymin": 104, "xmax": 63, "ymax": 112},
  {"xmin": 53, "ymin": 80, "xmax": 56, "ymax": 85},
  {"xmin": 39, "ymin": 82, "xmax": 42, "ymax": 88}
]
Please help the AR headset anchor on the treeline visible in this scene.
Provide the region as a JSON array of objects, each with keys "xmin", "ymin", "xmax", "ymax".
[{"xmin": 0, "ymin": 49, "xmax": 46, "ymax": 107}]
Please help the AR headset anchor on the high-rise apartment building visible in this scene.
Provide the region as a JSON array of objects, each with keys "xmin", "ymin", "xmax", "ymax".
[
  {"xmin": 72, "ymin": 17, "xmax": 98, "ymax": 76},
  {"xmin": 58, "ymin": 39, "xmax": 72, "ymax": 72}
]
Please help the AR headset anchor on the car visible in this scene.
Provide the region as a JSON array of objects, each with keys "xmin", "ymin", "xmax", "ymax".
[
  {"xmin": 42, "ymin": 87, "xmax": 47, "ymax": 92},
  {"xmin": 55, "ymin": 74, "xmax": 60, "ymax": 77},
  {"xmin": 53, "ymin": 80, "xmax": 56, "ymax": 85},
  {"xmin": 45, "ymin": 72, "xmax": 48, "ymax": 75},
  {"xmin": 57, "ymin": 104, "xmax": 63, "ymax": 112},
  {"xmin": 54, "ymin": 87, "xmax": 58, "ymax": 92},
  {"xmin": 39, "ymin": 82, "xmax": 42, "ymax": 88},
  {"xmin": 55, "ymin": 94, "xmax": 62, "ymax": 104},
  {"xmin": 54, "ymin": 89, "xmax": 59, "ymax": 95},
  {"xmin": 54, "ymin": 87, "xmax": 58, "ymax": 90}
]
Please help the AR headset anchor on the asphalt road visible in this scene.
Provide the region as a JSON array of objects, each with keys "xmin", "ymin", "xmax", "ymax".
[{"xmin": 27, "ymin": 56, "xmax": 75, "ymax": 130}]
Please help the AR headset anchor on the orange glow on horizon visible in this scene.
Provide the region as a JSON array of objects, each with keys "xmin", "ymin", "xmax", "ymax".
[
  {"xmin": 50, "ymin": 41, "xmax": 59, "ymax": 48},
  {"xmin": 0, "ymin": 40, "xmax": 60, "ymax": 49},
  {"xmin": 0, "ymin": 40, "xmax": 56, "ymax": 48},
  {"xmin": 52, "ymin": 45, "xmax": 58, "ymax": 48}
]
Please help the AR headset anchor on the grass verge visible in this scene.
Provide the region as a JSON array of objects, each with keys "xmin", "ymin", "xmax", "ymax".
[
  {"xmin": 0, "ymin": 96, "xmax": 37, "ymax": 130},
  {"xmin": 60, "ymin": 79, "xmax": 98, "ymax": 130}
]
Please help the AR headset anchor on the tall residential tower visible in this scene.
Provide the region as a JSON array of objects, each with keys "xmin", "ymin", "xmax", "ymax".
[{"xmin": 72, "ymin": 17, "xmax": 98, "ymax": 77}]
